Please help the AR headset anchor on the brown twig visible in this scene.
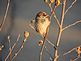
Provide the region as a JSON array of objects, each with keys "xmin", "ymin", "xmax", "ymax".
[
  {"xmin": 11, "ymin": 31, "xmax": 29, "ymax": 61},
  {"xmin": 7, "ymin": 36, "xmax": 12, "ymax": 61},
  {"xmin": 45, "ymin": 46, "xmax": 53, "ymax": 61},
  {"xmin": 53, "ymin": 0, "xmax": 66, "ymax": 61},
  {"xmin": 11, "ymin": 38, "xmax": 27, "ymax": 61},
  {"xmin": 55, "ymin": 45, "xmax": 81, "ymax": 59},
  {"xmin": 62, "ymin": 20, "xmax": 81, "ymax": 31},
  {"xmin": 73, "ymin": 56, "xmax": 81, "ymax": 61},
  {"xmin": 5, "ymin": 36, "xmax": 12, "ymax": 61},
  {"xmin": 64, "ymin": 0, "xmax": 77, "ymax": 15},
  {"xmin": 0, "ymin": 0, "xmax": 10, "ymax": 31},
  {"xmin": 29, "ymin": 23, "xmax": 56, "ymax": 48},
  {"xmin": 44, "ymin": 1, "xmax": 60, "ymax": 28},
  {"xmin": 63, "ymin": 45, "xmax": 81, "ymax": 56},
  {"xmin": 5, "ymin": 34, "xmax": 20, "ymax": 61}
]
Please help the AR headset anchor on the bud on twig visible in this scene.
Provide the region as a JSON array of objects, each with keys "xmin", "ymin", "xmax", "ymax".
[
  {"xmin": 0, "ymin": 45, "xmax": 4, "ymax": 51},
  {"xmin": 38, "ymin": 40, "xmax": 43, "ymax": 46},
  {"xmin": 50, "ymin": 0, "xmax": 55, "ymax": 4},
  {"xmin": 76, "ymin": 47, "xmax": 81, "ymax": 58},
  {"xmin": 24, "ymin": 31, "xmax": 29, "ymax": 38}
]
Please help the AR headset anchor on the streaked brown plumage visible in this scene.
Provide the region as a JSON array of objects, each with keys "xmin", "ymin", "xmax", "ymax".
[{"xmin": 35, "ymin": 11, "xmax": 50, "ymax": 37}]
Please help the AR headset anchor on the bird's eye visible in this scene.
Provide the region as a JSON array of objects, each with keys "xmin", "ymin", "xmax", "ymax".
[{"xmin": 43, "ymin": 13, "xmax": 46, "ymax": 16}]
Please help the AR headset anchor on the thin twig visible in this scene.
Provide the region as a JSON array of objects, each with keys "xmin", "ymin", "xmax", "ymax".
[
  {"xmin": 56, "ymin": 45, "xmax": 81, "ymax": 58},
  {"xmin": 5, "ymin": 34, "xmax": 20, "ymax": 61},
  {"xmin": 45, "ymin": 46, "xmax": 53, "ymax": 61},
  {"xmin": 53, "ymin": 0, "xmax": 66, "ymax": 61},
  {"xmin": 12, "ymin": 34, "xmax": 20, "ymax": 50},
  {"xmin": 64, "ymin": 0, "xmax": 77, "ymax": 15},
  {"xmin": 62, "ymin": 20, "xmax": 81, "ymax": 31},
  {"xmin": 11, "ymin": 38, "xmax": 27, "ymax": 61},
  {"xmin": 73, "ymin": 56, "xmax": 81, "ymax": 61},
  {"xmin": 0, "ymin": 44, "xmax": 4, "ymax": 51},
  {"xmin": 8, "ymin": 36, "xmax": 12, "ymax": 61},
  {"xmin": 0, "ymin": 0, "xmax": 10, "ymax": 31},
  {"xmin": 44, "ymin": 1, "xmax": 60, "ymax": 28},
  {"xmin": 47, "ymin": 39, "xmax": 56, "ymax": 49},
  {"xmin": 63, "ymin": 45, "xmax": 81, "ymax": 56},
  {"xmin": 5, "ymin": 35, "xmax": 12, "ymax": 61}
]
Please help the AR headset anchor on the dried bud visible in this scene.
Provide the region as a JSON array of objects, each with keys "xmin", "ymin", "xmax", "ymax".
[
  {"xmin": 76, "ymin": 47, "xmax": 81, "ymax": 57},
  {"xmin": 44, "ymin": 0, "xmax": 48, "ymax": 3},
  {"xmin": 0, "ymin": 45, "xmax": 4, "ymax": 51},
  {"xmin": 50, "ymin": 0, "xmax": 55, "ymax": 4},
  {"xmin": 24, "ymin": 31, "xmax": 29, "ymax": 38},
  {"xmin": 55, "ymin": 0, "xmax": 60, "ymax": 7},
  {"xmin": 15, "ymin": 53, "xmax": 17, "ymax": 56},
  {"xmin": 38, "ymin": 40, "xmax": 43, "ymax": 46},
  {"xmin": 8, "ymin": 35, "xmax": 10, "ymax": 40}
]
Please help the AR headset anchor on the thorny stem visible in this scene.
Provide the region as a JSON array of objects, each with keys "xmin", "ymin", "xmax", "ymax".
[
  {"xmin": 47, "ymin": 39, "xmax": 56, "ymax": 49},
  {"xmin": 53, "ymin": 0, "xmax": 66, "ymax": 61},
  {"xmin": 0, "ymin": 0, "xmax": 10, "ymax": 31}
]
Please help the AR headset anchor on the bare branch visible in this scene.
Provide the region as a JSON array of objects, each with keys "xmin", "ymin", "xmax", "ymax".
[
  {"xmin": 12, "ymin": 34, "xmax": 20, "ymax": 50},
  {"xmin": 57, "ymin": 45, "xmax": 81, "ymax": 58},
  {"xmin": 11, "ymin": 38, "xmax": 28, "ymax": 61},
  {"xmin": 47, "ymin": 39, "xmax": 56, "ymax": 49},
  {"xmin": 45, "ymin": 46, "xmax": 53, "ymax": 61},
  {"xmin": 44, "ymin": 1, "xmax": 60, "ymax": 28},
  {"xmin": 63, "ymin": 20, "xmax": 81, "ymax": 31},
  {"xmin": 5, "ymin": 34, "xmax": 20, "ymax": 61},
  {"xmin": 0, "ymin": 0, "xmax": 10, "ymax": 31},
  {"xmin": 5, "ymin": 35, "xmax": 12, "ymax": 61},
  {"xmin": 63, "ymin": 45, "xmax": 81, "ymax": 56},
  {"xmin": 60, "ymin": 0, "xmax": 66, "ymax": 25},
  {"xmin": 64, "ymin": 0, "xmax": 77, "ymax": 15},
  {"xmin": 73, "ymin": 56, "xmax": 81, "ymax": 61},
  {"xmin": 54, "ymin": 0, "xmax": 66, "ymax": 61}
]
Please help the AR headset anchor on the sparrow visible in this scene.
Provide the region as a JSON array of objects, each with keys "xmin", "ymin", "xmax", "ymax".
[
  {"xmin": 34, "ymin": 11, "xmax": 50, "ymax": 61},
  {"xmin": 35, "ymin": 11, "xmax": 50, "ymax": 37}
]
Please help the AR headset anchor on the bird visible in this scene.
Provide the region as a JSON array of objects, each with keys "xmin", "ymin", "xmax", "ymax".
[
  {"xmin": 35, "ymin": 11, "xmax": 50, "ymax": 37},
  {"xmin": 34, "ymin": 11, "xmax": 50, "ymax": 61}
]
